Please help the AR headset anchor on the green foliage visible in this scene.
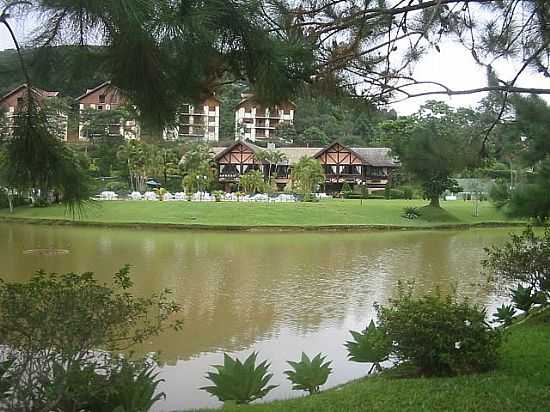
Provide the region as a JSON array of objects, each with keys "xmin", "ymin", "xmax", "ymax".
[
  {"xmin": 402, "ymin": 206, "xmax": 421, "ymax": 220},
  {"xmin": 274, "ymin": 122, "xmax": 299, "ymax": 143},
  {"xmin": 291, "ymin": 156, "xmax": 325, "ymax": 201},
  {"xmin": 511, "ymin": 285, "xmax": 537, "ymax": 313},
  {"xmin": 299, "ymin": 126, "xmax": 330, "ymax": 146},
  {"xmin": 239, "ymin": 170, "xmax": 266, "ymax": 194},
  {"xmin": 0, "ymin": 359, "xmax": 14, "ymax": 401},
  {"xmin": 201, "ymin": 352, "xmax": 277, "ymax": 404},
  {"xmin": 484, "ymin": 226, "xmax": 550, "ymax": 303},
  {"xmin": 284, "ymin": 353, "xmax": 332, "ymax": 395},
  {"xmin": 391, "ymin": 101, "xmax": 483, "ymax": 207},
  {"xmin": 492, "ymin": 304, "xmax": 516, "ymax": 326},
  {"xmin": 377, "ymin": 285, "xmax": 502, "ymax": 376},
  {"xmin": 0, "ymin": 266, "xmax": 181, "ymax": 410},
  {"xmin": 506, "ymin": 160, "xmax": 550, "ymax": 222},
  {"xmin": 489, "ymin": 179, "xmax": 511, "ymax": 209},
  {"xmin": 341, "ymin": 182, "xmax": 353, "ymax": 195},
  {"xmin": 345, "ymin": 320, "xmax": 393, "ymax": 374}
]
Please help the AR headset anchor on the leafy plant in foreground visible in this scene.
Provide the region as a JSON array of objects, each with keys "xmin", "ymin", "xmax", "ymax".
[
  {"xmin": 201, "ymin": 352, "xmax": 277, "ymax": 404},
  {"xmin": 492, "ymin": 304, "xmax": 516, "ymax": 326},
  {"xmin": 284, "ymin": 353, "xmax": 332, "ymax": 395},
  {"xmin": 345, "ymin": 320, "xmax": 392, "ymax": 374},
  {"xmin": 377, "ymin": 285, "xmax": 502, "ymax": 376}
]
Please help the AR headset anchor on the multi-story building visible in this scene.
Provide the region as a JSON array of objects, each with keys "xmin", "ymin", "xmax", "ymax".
[
  {"xmin": 0, "ymin": 84, "xmax": 68, "ymax": 140},
  {"xmin": 214, "ymin": 141, "xmax": 398, "ymax": 192},
  {"xmin": 164, "ymin": 96, "xmax": 220, "ymax": 142},
  {"xmin": 77, "ymin": 81, "xmax": 139, "ymax": 140},
  {"xmin": 234, "ymin": 93, "xmax": 296, "ymax": 142}
]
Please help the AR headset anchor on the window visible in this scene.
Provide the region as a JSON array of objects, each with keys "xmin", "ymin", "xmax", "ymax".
[
  {"xmin": 209, "ymin": 116, "xmax": 216, "ymax": 122},
  {"xmin": 243, "ymin": 118, "xmax": 253, "ymax": 124},
  {"xmin": 16, "ymin": 97, "xmax": 24, "ymax": 106},
  {"xmin": 208, "ymin": 126, "xmax": 215, "ymax": 133},
  {"xmin": 256, "ymin": 129, "xmax": 266, "ymax": 137},
  {"xmin": 284, "ymin": 107, "xmax": 291, "ymax": 115},
  {"xmin": 99, "ymin": 94, "xmax": 106, "ymax": 103},
  {"xmin": 245, "ymin": 106, "xmax": 252, "ymax": 114},
  {"xmin": 182, "ymin": 104, "xmax": 190, "ymax": 114},
  {"xmin": 97, "ymin": 105, "xmax": 104, "ymax": 111},
  {"xmin": 180, "ymin": 126, "xmax": 190, "ymax": 135},
  {"xmin": 181, "ymin": 116, "xmax": 191, "ymax": 124},
  {"xmin": 209, "ymin": 105, "xmax": 216, "ymax": 112}
]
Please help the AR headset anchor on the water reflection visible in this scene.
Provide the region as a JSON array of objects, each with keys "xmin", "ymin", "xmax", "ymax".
[{"xmin": 0, "ymin": 223, "xmax": 517, "ymax": 411}]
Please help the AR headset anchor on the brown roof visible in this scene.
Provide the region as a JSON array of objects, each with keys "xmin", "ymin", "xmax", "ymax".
[
  {"xmin": 351, "ymin": 147, "xmax": 398, "ymax": 167},
  {"xmin": 0, "ymin": 84, "xmax": 60, "ymax": 105},
  {"xmin": 235, "ymin": 95, "xmax": 297, "ymax": 111},
  {"xmin": 278, "ymin": 147, "xmax": 323, "ymax": 165},
  {"xmin": 76, "ymin": 81, "xmax": 113, "ymax": 101}
]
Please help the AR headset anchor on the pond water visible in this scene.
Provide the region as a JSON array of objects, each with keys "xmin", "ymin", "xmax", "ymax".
[{"xmin": 0, "ymin": 223, "xmax": 517, "ymax": 411}]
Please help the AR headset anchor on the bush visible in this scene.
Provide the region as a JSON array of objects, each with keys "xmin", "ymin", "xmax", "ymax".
[
  {"xmin": 389, "ymin": 189, "xmax": 405, "ymax": 199},
  {"xmin": 376, "ymin": 285, "xmax": 502, "ymax": 376},
  {"xmin": 201, "ymin": 352, "xmax": 277, "ymax": 404},
  {"xmin": 284, "ymin": 353, "xmax": 332, "ymax": 395},
  {"xmin": 484, "ymin": 226, "xmax": 550, "ymax": 304},
  {"xmin": 400, "ymin": 186, "xmax": 414, "ymax": 200},
  {"xmin": 489, "ymin": 179, "xmax": 510, "ymax": 208},
  {"xmin": 341, "ymin": 183, "xmax": 353, "ymax": 196},
  {"xmin": 0, "ymin": 267, "xmax": 181, "ymax": 410}
]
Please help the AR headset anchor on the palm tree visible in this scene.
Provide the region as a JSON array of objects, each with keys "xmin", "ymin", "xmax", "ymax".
[{"xmin": 256, "ymin": 149, "xmax": 287, "ymax": 188}]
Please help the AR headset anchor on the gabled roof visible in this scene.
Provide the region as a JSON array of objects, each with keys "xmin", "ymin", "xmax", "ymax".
[
  {"xmin": 214, "ymin": 140, "xmax": 264, "ymax": 161},
  {"xmin": 76, "ymin": 80, "xmax": 113, "ymax": 101},
  {"xmin": 0, "ymin": 84, "xmax": 59, "ymax": 105},
  {"xmin": 312, "ymin": 141, "xmax": 366, "ymax": 163}
]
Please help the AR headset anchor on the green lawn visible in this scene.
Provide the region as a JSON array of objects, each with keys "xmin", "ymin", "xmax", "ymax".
[
  {"xmin": 189, "ymin": 313, "xmax": 550, "ymax": 412},
  {"xmin": 0, "ymin": 199, "xmax": 523, "ymax": 229}
]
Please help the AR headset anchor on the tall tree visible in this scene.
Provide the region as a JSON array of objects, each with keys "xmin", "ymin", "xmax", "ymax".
[
  {"xmin": 391, "ymin": 101, "xmax": 483, "ymax": 207},
  {"xmin": 291, "ymin": 156, "xmax": 325, "ymax": 201}
]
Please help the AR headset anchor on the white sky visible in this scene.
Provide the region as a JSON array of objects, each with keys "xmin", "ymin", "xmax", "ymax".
[{"xmin": 2, "ymin": 13, "xmax": 550, "ymax": 116}]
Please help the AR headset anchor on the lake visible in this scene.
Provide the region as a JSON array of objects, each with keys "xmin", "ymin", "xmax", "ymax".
[{"xmin": 0, "ymin": 223, "xmax": 516, "ymax": 411}]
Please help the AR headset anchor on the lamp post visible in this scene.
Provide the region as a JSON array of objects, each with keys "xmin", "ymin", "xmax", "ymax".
[{"xmin": 360, "ymin": 181, "xmax": 368, "ymax": 206}]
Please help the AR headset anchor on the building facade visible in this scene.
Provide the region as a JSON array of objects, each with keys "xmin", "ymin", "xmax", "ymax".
[
  {"xmin": 213, "ymin": 141, "xmax": 398, "ymax": 192},
  {"xmin": 77, "ymin": 81, "xmax": 139, "ymax": 140},
  {"xmin": 234, "ymin": 94, "xmax": 295, "ymax": 142},
  {"xmin": 164, "ymin": 97, "xmax": 220, "ymax": 142},
  {"xmin": 0, "ymin": 84, "xmax": 68, "ymax": 140}
]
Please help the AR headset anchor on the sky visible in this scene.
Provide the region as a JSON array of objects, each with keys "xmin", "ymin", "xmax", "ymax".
[{"xmin": 2, "ymin": 13, "xmax": 550, "ymax": 116}]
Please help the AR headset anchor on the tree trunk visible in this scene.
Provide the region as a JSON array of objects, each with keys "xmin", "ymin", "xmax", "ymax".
[{"xmin": 430, "ymin": 196, "xmax": 441, "ymax": 208}]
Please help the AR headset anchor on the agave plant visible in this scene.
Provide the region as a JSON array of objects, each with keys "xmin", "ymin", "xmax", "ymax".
[
  {"xmin": 345, "ymin": 320, "xmax": 393, "ymax": 374},
  {"xmin": 201, "ymin": 352, "xmax": 277, "ymax": 404},
  {"xmin": 492, "ymin": 304, "xmax": 516, "ymax": 326},
  {"xmin": 402, "ymin": 206, "xmax": 421, "ymax": 220},
  {"xmin": 284, "ymin": 353, "xmax": 332, "ymax": 395},
  {"xmin": 512, "ymin": 284, "xmax": 536, "ymax": 313},
  {"xmin": 99, "ymin": 360, "xmax": 165, "ymax": 412}
]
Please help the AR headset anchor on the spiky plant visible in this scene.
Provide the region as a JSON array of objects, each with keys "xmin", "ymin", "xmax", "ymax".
[
  {"xmin": 201, "ymin": 352, "xmax": 277, "ymax": 404},
  {"xmin": 345, "ymin": 320, "xmax": 393, "ymax": 374},
  {"xmin": 492, "ymin": 304, "xmax": 516, "ymax": 326},
  {"xmin": 284, "ymin": 353, "xmax": 332, "ymax": 395},
  {"xmin": 512, "ymin": 284, "xmax": 536, "ymax": 313}
]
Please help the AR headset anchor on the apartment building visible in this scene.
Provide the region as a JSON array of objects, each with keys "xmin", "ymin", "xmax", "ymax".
[
  {"xmin": 165, "ymin": 96, "xmax": 220, "ymax": 142},
  {"xmin": 0, "ymin": 84, "xmax": 68, "ymax": 140},
  {"xmin": 234, "ymin": 93, "xmax": 295, "ymax": 142},
  {"xmin": 77, "ymin": 81, "xmax": 139, "ymax": 140}
]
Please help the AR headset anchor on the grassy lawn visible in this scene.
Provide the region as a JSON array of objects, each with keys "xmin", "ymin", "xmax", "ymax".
[
  {"xmin": 188, "ymin": 313, "xmax": 550, "ymax": 412},
  {"xmin": 0, "ymin": 199, "xmax": 523, "ymax": 228}
]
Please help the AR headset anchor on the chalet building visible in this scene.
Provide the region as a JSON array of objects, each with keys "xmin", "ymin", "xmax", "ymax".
[
  {"xmin": 77, "ymin": 81, "xmax": 140, "ymax": 140},
  {"xmin": 164, "ymin": 97, "xmax": 220, "ymax": 142},
  {"xmin": 213, "ymin": 141, "xmax": 398, "ymax": 192},
  {"xmin": 234, "ymin": 93, "xmax": 295, "ymax": 142},
  {"xmin": 0, "ymin": 84, "xmax": 68, "ymax": 140}
]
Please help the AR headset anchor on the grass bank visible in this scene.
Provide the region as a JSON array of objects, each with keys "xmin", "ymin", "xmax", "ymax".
[
  {"xmin": 188, "ymin": 312, "xmax": 550, "ymax": 412},
  {"xmin": 0, "ymin": 199, "xmax": 524, "ymax": 231}
]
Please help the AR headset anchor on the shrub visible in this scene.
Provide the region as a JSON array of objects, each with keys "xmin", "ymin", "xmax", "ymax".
[
  {"xmin": 484, "ymin": 226, "xmax": 550, "ymax": 304},
  {"xmin": 345, "ymin": 320, "xmax": 392, "ymax": 374},
  {"xmin": 492, "ymin": 304, "xmax": 516, "ymax": 326},
  {"xmin": 341, "ymin": 183, "xmax": 353, "ymax": 196},
  {"xmin": 201, "ymin": 352, "xmax": 277, "ymax": 404},
  {"xmin": 213, "ymin": 190, "xmax": 224, "ymax": 202},
  {"xmin": 284, "ymin": 353, "xmax": 332, "ymax": 395},
  {"xmin": 389, "ymin": 189, "xmax": 405, "ymax": 199},
  {"xmin": 400, "ymin": 186, "xmax": 414, "ymax": 200},
  {"xmin": 0, "ymin": 267, "xmax": 181, "ymax": 410},
  {"xmin": 376, "ymin": 285, "xmax": 502, "ymax": 376},
  {"xmin": 402, "ymin": 206, "xmax": 421, "ymax": 220}
]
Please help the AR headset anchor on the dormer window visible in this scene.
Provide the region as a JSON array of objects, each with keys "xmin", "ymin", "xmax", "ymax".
[
  {"xmin": 16, "ymin": 97, "xmax": 24, "ymax": 106},
  {"xmin": 99, "ymin": 95, "xmax": 106, "ymax": 103}
]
